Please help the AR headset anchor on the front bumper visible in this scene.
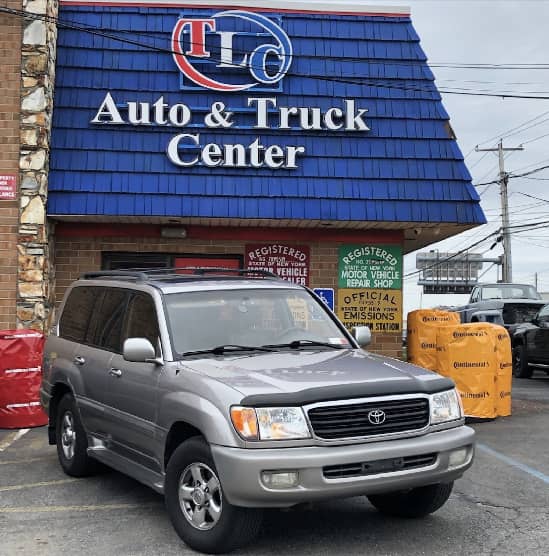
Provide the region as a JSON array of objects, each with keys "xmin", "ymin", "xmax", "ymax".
[{"xmin": 212, "ymin": 425, "xmax": 475, "ymax": 508}]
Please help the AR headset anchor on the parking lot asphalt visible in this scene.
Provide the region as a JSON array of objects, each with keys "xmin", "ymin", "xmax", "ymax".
[{"xmin": 1, "ymin": 374, "xmax": 548, "ymax": 556}]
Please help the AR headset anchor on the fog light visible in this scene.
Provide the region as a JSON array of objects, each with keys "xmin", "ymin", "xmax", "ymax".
[
  {"xmin": 448, "ymin": 448, "xmax": 470, "ymax": 469},
  {"xmin": 261, "ymin": 471, "xmax": 299, "ymax": 489}
]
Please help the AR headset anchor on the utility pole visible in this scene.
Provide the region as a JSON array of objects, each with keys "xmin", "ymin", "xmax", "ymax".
[{"xmin": 476, "ymin": 140, "xmax": 524, "ymax": 282}]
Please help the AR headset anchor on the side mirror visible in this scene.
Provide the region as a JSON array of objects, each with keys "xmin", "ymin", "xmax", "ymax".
[
  {"xmin": 353, "ymin": 326, "xmax": 371, "ymax": 347},
  {"xmin": 123, "ymin": 338, "xmax": 158, "ymax": 363}
]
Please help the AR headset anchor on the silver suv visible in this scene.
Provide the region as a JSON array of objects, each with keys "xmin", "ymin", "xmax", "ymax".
[{"xmin": 41, "ymin": 269, "xmax": 475, "ymax": 554}]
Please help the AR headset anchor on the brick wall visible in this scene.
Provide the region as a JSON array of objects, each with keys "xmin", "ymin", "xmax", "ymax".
[
  {"xmin": 54, "ymin": 235, "xmax": 403, "ymax": 359},
  {"xmin": 0, "ymin": 2, "xmax": 22, "ymax": 330}
]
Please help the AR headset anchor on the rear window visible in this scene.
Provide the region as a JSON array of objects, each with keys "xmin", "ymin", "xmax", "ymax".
[
  {"xmin": 59, "ymin": 287, "xmax": 98, "ymax": 342},
  {"xmin": 89, "ymin": 289, "xmax": 129, "ymax": 353}
]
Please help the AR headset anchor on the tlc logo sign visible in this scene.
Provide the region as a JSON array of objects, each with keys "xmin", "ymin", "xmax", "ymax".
[{"xmin": 171, "ymin": 10, "xmax": 293, "ymax": 92}]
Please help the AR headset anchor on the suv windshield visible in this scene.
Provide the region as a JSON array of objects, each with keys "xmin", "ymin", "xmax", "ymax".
[{"xmin": 165, "ymin": 288, "xmax": 352, "ymax": 357}]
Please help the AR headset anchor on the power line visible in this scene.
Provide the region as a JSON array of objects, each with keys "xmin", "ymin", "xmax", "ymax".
[
  {"xmin": 4, "ymin": 6, "xmax": 549, "ymax": 100},
  {"xmin": 475, "ymin": 110, "xmax": 549, "ymax": 149},
  {"xmin": 521, "ymin": 131, "xmax": 549, "ymax": 145},
  {"xmin": 509, "ymin": 164, "xmax": 549, "ymax": 178},
  {"xmin": 403, "ymin": 230, "xmax": 500, "ymax": 278},
  {"xmin": 517, "ymin": 192, "xmax": 549, "ymax": 203}
]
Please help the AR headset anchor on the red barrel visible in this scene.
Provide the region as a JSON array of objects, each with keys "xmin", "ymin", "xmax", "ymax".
[{"xmin": 0, "ymin": 329, "xmax": 48, "ymax": 429}]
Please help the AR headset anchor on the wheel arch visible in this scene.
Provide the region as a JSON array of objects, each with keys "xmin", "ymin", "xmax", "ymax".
[
  {"xmin": 48, "ymin": 382, "xmax": 73, "ymax": 445},
  {"xmin": 163, "ymin": 421, "xmax": 204, "ymax": 470}
]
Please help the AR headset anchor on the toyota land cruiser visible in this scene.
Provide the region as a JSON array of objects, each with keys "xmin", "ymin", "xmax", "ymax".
[{"xmin": 41, "ymin": 269, "xmax": 475, "ymax": 553}]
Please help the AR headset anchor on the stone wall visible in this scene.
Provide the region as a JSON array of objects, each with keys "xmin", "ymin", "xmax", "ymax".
[{"xmin": 17, "ymin": 0, "xmax": 58, "ymax": 330}]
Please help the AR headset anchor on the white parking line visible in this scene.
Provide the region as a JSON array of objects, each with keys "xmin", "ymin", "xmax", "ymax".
[
  {"xmin": 0, "ymin": 479, "xmax": 77, "ymax": 492},
  {"xmin": 0, "ymin": 503, "xmax": 157, "ymax": 514},
  {"xmin": 0, "ymin": 456, "xmax": 53, "ymax": 466},
  {"xmin": 0, "ymin": 429, "xmax": 30, "ymax": 452},
  {"xmin": 477, "ymin": 443, "xmax": 549, "ymax": 485}
]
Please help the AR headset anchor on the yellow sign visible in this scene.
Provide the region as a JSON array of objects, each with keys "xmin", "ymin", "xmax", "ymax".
[{"xmin": 337, "ymin": 289, "xmax": 402, "ymax": 333}]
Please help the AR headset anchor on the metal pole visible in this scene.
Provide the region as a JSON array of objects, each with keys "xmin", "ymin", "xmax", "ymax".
[
  {"xmin": 497, "ymin": 140, "xmax": 513, "ymax": 282},
  {"xmin": 476, "ymin": 141, "xmax": 524, "ymax": 283}
]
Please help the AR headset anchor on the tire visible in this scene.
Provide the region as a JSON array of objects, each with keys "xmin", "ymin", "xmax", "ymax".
[
  {"xmin": 513, "ymin": 343, "xmax": 533, "ymax": 378},
  {"xmin": 165, "ymin": 436, "xmax": 263, "ymax": 554},
  {"xmin": 55, "ymin": 393, "xmax": 98, "ymax": 477},
  {"xmin": 367, "ymin": 482, "xmax": 454, "ymax": 518}
]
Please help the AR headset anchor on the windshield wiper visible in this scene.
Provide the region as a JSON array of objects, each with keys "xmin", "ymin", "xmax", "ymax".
[
  {"xmin": 182, "ymin": 345, "xmax": 275, "ymax": 357},
  {"xmin": 262, "ymin": 340, "xmax": 345, "ymax": 350}
]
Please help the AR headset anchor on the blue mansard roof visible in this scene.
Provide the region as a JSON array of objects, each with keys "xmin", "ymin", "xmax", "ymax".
[{"xmin": 48, "ymin": 1, "xmax": 486, "ymax": 238}]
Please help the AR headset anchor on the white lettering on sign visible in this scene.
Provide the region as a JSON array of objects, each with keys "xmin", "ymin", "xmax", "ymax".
[
  {"xmin": 247, "ymin": 97, "xmax": 370, "ymax": 131},
  {"xmin": 91, "ymin": 93, "xmax": 371, "ymax": 170},
  {"xmin": 0, "ymin": 174, "xmax": 17, "ymax": 200},
  {"xmin": 245, "ymin": 244, "xmax": 310, "ymax": 285},
  {"xmin": 342, "ymin": 246, "xmax": 398, "ymax": 267}
]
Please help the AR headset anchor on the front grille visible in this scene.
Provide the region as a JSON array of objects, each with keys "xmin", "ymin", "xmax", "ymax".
[
  {"xmin": 307, "ymin": 397, "xmax": 429, "ymax": 440},
  {"xmin": 502, "ymin": 303, "xmax": 544, "ymax": 325},
  {"xmin": 323, "ymin": 453, "xmax": 437, "ymax": 479}
]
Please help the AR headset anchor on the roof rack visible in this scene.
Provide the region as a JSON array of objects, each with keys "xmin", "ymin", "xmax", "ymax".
[
  {"xmin": 81, "ymin": 270, "xmax": 150, "ymax": 282},
  {"xmin": 80, "ymin": 267, "xmax": 281, "ymax": 282}
]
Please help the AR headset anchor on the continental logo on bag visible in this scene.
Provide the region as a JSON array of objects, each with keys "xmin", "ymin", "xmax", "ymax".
[
  {"xmin": 499, "ymin": 362, "xmax": 512, "ymax": 369},
  {"xmin": 453, "ymin": 361, "xmax": 489, "ymax": 369},
  {"xmin": 420, "ymin": 342, "xmax": 437, "ymax": 350},
  {"xmin": 499, "ymin": 391, "xmax": 511, "ymax": 398},
  {"xmin": 460, "ymin": 391, "xmax": 490, "ymax": 399},
  {"xmin": 452, "ymin": 330, "xmax": 487, "ymax": 339},
  {"xmin": 421, "ymin": 315, "xmax": 453, "ymax": 323}
]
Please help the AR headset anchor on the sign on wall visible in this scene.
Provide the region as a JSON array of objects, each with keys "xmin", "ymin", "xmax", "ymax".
[
  {"xmin": 245, "ymin": 244, "xmax": 310, "ymax": 285},
  {"xmin": 338, "ymin": 245, "xmax": 402, "ymax": 289},
  {"xmin": 0, "ymin": 175, "xmax": 16, "ymax": 201},
  {"xmin": 337, "ymin": 289, "xmax": 402, "ymax": 333},
  {"xmin": 337, "ymin": 244, "xmax": 403, "ymax": 333},
  {"xmin": 313, "ymin": 288, "xmax": 335, "ymax": 312}
]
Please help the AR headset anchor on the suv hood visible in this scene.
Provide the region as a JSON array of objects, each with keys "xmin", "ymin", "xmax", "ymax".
[{"xmin": 180, "ymin": 349, "xmax": 453, "ymax": 405}]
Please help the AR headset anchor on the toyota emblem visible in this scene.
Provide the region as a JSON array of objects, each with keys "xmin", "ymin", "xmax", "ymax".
[{"xmin": 368, "ymin": 409, "xmax": 386, "ymax": 425}]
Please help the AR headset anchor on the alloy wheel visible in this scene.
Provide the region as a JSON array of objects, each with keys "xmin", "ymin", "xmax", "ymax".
[
  {"xmin": 178, "ymin": 462, "xmax": 222, "ymax": 530},
  {"xmin": 61, "ymin": 411, "xmax": 76, "ymax": 460}
]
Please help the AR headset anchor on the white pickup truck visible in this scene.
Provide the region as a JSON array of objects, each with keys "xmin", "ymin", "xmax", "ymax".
[{"xmin": 456, "ymin": 283, "xmax": 545, "ymax": 328}]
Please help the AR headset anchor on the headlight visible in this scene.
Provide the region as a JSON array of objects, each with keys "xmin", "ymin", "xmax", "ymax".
[
  {"xmin": 231, "ymin": 406, "xmax": 311, "ymax": 440},
  {"xmin": 430, "ymin": 389, "xmax": 462, "ymax": 424}
]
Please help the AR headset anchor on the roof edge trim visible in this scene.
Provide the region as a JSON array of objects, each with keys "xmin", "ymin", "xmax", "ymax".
[{"xmin": 59, "ymin": 0, "xmax": 411, "ymax": 16}]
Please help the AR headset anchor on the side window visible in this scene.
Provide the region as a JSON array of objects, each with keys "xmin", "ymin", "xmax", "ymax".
[
  {"xmin": 59, "ymin": 287, "xmax": 98, "ymax": 342},
  {"xmin": 124, "ymin": 293, "xmax": 160, "ymax": 350},
  {"xmin": 470, "ymin": 288, "xmax": 478, "ymax": 302},
  {"xmin": 538, "ymin": 305, "xmax": 549, "ymax": 322},
  {"xmin": 89, "ymin": 288, "xmax": 129, "ymax": 353}
]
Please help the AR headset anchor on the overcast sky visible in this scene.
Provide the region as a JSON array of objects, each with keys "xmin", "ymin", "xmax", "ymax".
[{"xmin": 366, "ymin": 0, "xmax": 549, "ymax": 317}]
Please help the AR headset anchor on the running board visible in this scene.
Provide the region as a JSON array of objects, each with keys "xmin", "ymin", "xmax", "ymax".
[
  {"xmin": 88, "ymin": 445, "xmax": 165, "ymax": 494},
  {"xmin": 529, "ymin": 363, "xmax": 549, "ymax": 369}
]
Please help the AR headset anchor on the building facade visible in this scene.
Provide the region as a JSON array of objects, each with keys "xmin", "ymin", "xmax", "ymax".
[{"xmin": 1, "ymin": 0, "xmax": 485, "ymax": 358}]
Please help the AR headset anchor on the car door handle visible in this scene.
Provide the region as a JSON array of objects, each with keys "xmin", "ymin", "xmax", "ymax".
[
  {"xmin": 73, "ymin": 356, "xmax": 85, "ymax": 366},
  {"xmin": 109, "ymin": 368, "xmax": 122, "ymax": 378}
]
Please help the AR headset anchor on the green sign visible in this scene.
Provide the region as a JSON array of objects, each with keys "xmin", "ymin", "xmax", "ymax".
[{"xmin": 338, "ymin": 245, "xmax": 402, "ymax": 289}]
